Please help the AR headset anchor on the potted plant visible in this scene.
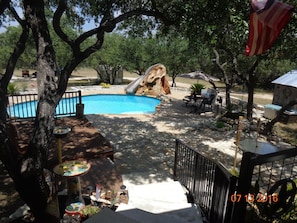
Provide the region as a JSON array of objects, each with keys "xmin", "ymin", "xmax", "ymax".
[
  {"xmin": 80, "ymin": 205, "xmax": 100, "ymax": 220},
  {"xmin": 190, "ymin": 83, "xmax": 205, "ymax": 95}
]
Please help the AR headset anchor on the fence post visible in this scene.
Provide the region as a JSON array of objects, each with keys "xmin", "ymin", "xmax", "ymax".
[
  {"xmin": 173, "ymin": 139, "xmax": 179, "ymax": 181},
  {"xmin": 192, "ymin": 152, "xmax": 198, "ymax": 202},
  {"xmin": 231, "ymin": 152, "xmax": 254, "ymax": 223},
  {"xmin": 78, "ymin": 90, "xmax": 82, "ymax": 104},
  {"xmin": 224, "ymin": 175, "xmax": 238, "ymax": 223},
  {"xmin": 76, "ymin": 90, "xmax": 84, "ymax": 118}
]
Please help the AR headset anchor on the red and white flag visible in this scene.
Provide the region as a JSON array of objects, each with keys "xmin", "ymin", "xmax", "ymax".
[{"xmin": 245, "ymin": 0, "xmax": 294, "ymax": 56}]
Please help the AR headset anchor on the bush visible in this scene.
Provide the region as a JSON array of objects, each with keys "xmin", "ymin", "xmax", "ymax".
[
  {"xmin": 100, "ymin": 82, "xmax": 111, "ymax": 88},
  {"xmin": 215, "ymin": 121, "xmax": 225, "ymax": 128},
  {"xmin": 7, "ymin": 83, "xmax": 20, "ymax": 95}
]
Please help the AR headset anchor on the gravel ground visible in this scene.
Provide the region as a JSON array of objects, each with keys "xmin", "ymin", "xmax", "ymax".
[{"xmin": 83, "ymin": 85, "xmax": 240, "ymax": 178}]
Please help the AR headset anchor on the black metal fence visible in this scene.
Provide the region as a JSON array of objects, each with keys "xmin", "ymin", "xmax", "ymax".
[
  {"xmin": 7, "ymin": 90, "xmax": 82, "ymax": 120},
  {"xmin": 232, "ymin": 147, "xmax": 297, "ymax": 223},
  {"xmin": 174, "ymin": 139, "xmax": 238, "ymax": 223},
  {"xmin": 174, "ymin": 138, "xmax": 297, "ymax": 223}
]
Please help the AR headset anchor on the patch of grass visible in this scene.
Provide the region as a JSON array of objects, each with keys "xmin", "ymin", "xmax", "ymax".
[
  {"xmin": 232, "ymin": 94, "xmax": 272, "ymax": 106},
  {"xmin": 68, "ymin": 79, "xmax": 98, "ymax": 86},
  {"xmin": 7, "ymin": 83, "xmax": 20, "ymax": 95},
  {"xmin": 229, "ymin": 168, "xmax": 239, "ymax": 177},
  {"xmin": 215, "ymin": 121, "xmax": 225, "ymax": 128}
]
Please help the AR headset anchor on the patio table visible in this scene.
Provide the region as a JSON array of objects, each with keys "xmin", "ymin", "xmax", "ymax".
[
  {"xmin": 53, "ymin": 160, "xmax": 91, "ymax": 215},
  {"xmin": 238, "ymin": 138, "xmax": 292, "ymax": 155}
]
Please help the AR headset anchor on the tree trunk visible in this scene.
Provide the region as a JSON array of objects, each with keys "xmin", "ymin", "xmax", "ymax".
[
  {"xmin": 171, "ymin": 76, "xmax": 176, "ymax": 87},
  {"xmin": 225, "ymin": 83, "xmax": 232, "ymax": 109},
  {"xmin": 245, "ymin": 58, "xmax": 259, "ymax": 121},
  {"xmin": 0, "ymin": 20, "xmax": 30, "ymax": 122},
  {"xmin": 212, "ymin": 48, "xmax": 232, "ymax": 108},
  {"xmin": 2, "ymin": 0, "xmax": 171, "ymax": 221},
  {"xmin": 8, "ymin": 1, "xmax": 60, "ymax": 221},
  {"xmin": 0, "ymin": 4, "xmax": 53, "ymax": 220}
]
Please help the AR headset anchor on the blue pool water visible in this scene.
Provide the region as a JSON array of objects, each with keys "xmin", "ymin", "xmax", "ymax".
[
  {"xmin": 9, "ymin": 94, "xmax": 161, "ymax": 118},
  {"xmin": 83, "ymin": 94, "xmax": 161, "ymax": 114}
]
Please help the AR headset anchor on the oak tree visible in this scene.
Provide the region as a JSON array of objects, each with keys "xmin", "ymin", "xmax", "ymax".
[{"xmin": 0, "ymin": 0, "xmax": 172, "ymax": 220}]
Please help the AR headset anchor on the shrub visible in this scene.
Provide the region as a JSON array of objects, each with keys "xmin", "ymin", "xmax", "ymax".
[
  {"xmin": 190, "ymin": 83, "xmax": 205, "ymax": 95},
  {"xmin": 215, "ymin": 121, "xmax": 225, "ymax": 128},
  {"xmin": 100, "ymin": 82, "xmax": 111, "ymax": 88},
  {"xmin": 7, "ymin": 83, "xmax": 20, "ymax": 95}
]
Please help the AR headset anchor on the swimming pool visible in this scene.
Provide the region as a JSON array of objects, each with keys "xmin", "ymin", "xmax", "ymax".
[
  {"xmin": 9, "ymin": 94, "xmax": 161, "ymax": 118},
  {"xmin": 83, "ymin": 94, "xmax": 161, "ymax": 114}
]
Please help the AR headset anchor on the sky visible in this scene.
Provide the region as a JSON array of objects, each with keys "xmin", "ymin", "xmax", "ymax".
[
  {"xmin": 0, "ymin": 21, "xmax": 18, "ymax": 33},
  {"xmin": 0, "ymin": 4, "xmax": 96, "ymax": 33},
  {"xmin": 0, "ymin": 18, "xmax": 97, "ymax": 33}
]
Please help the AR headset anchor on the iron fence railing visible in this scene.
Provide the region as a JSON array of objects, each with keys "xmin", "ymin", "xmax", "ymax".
[
  {"xmin": 174, "ymin": 139, "xmax": 297, "ymax": 223},
  {"xmin": 7, "ymin": 90, "xmax": 82, "ymax": 120},
  {"xmin": 174, "ymin": 139, "xmax": 238, "ymax": 223},
  {"xmin": 232, "ymin": 147, "xmax": 297, "ymax": 223}
]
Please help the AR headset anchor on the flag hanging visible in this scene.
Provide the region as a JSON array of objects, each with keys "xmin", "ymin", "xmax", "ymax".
[{"xmin": 245, "ymin": 0, "xmax": 294, "ymax": 56}]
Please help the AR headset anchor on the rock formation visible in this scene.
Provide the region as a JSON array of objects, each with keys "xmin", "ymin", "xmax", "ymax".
[{"xmin": 134, "ymin": 64, "xmax": 171, "ymax": 96}]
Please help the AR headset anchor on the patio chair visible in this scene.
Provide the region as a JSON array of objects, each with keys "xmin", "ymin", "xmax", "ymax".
[
  {"xmin": 199, "ymin": 88, "xmax": 218, "ymax": 112},
  {"xmin": 199, "ymin": 94, "xmax": 215, "ymax": 111}
]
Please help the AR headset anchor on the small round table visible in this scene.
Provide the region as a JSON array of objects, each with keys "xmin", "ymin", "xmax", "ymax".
[{"xmin": 53, "ymin": 160, "xmax": 91, "ymax": 215}]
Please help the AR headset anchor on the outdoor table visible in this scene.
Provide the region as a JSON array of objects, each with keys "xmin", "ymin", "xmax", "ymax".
[
  {"xmin": 239, "ymin": 139, "xmax": 279, "ymax": 155},
  {"xmin": 53, "ymin": 160, "xmax": 91, "ymax": 215},
  {"xmin": 53, "ymin": 126, "xmax": 71, "ymax": 163},
  {"xmin": 238, "ymin": 138, "xmax": 290, "ymax": 155},
  {"xmin": 189, "ymin": 95, "xmax": 204, "ymax": 113}
]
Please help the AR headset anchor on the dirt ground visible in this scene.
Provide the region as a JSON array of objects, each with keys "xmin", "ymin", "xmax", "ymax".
[{"xmin": 0, "ymin": 117, "xmax": 119, "ymax": 222}]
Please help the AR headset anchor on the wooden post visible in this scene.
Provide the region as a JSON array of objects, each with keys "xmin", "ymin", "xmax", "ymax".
[
  {"xmin": 256, "ymin": 118, "xmax": 261, "ymax": 147},
  {"xmin": 233, "ymin": 116, "xmax": 243, "ymax": 170}
]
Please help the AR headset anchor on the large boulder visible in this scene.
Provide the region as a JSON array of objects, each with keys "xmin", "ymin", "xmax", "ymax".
[{"xmin": 135, "ymin": 64, "xmax": 171, "ymax": 96}]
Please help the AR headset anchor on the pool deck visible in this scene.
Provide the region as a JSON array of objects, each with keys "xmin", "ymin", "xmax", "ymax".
[{"xmin": 68, "ymin": 84, "xmax": 191, "ymax": 100}]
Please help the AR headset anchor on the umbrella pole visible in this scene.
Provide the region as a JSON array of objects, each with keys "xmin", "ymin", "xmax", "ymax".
[
  {"xmin": 233, "ymin": 116, "xmax": 243, "ymax": 170},
  {"xmin": 256, "ymin": 118, "xmax": 261, "ymax": 147}
]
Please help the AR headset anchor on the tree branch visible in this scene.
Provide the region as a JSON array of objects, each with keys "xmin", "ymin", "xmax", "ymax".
[
  {"xmin": 55, "ymin": 3, "xmax": 172, "ymax": 94},
  {"xmin": 0, "ymin": 0, "xmax": 10, "ymax": 15},
  {"xmin": 8, "ymin": 4, "xmax": 24, "ymax": 26},
  {"xmin": 213, "ymin": 48, "xmax": 229, "ymax": 85},
  {"xmin": 53, "ymin": 0, "xmax": 73, "ymax": 46}
]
